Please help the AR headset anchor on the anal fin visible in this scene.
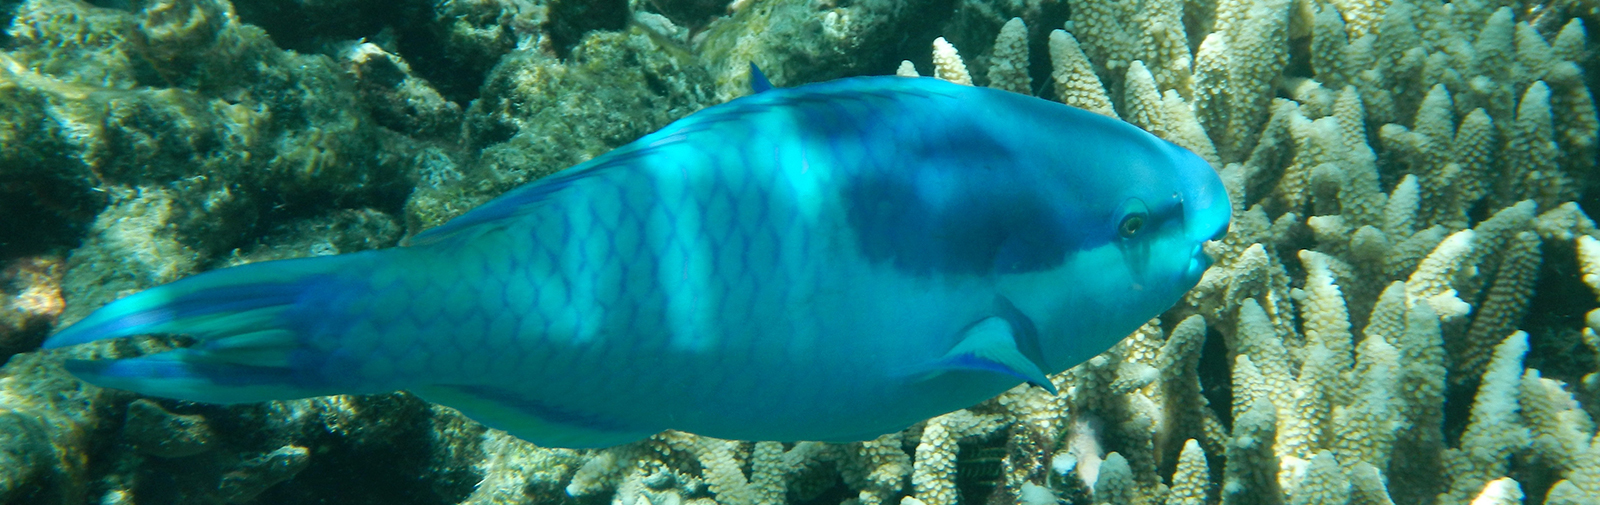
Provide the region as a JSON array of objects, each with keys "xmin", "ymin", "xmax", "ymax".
[{"xmin": 413, "ymin": 385, "xmax": 652, "ymax": 449}]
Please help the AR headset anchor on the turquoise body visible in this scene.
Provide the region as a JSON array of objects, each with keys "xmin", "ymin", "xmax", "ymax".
[{"xmin": 45, "ymin": 76, "xmax": 1230, "ymax": 448}]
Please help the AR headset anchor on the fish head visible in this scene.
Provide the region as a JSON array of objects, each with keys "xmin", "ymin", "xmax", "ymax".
[
  {"xmin": 982, "ymin": 94, "xmax": 1232, "ymax": 371},
  {"xmin": 1099, "ymin": 138, "xmax": 1232, "ymax": 291},
  {"xmin": 835, "ymin": 81, "xmax": 1230, "ymax": 372}
]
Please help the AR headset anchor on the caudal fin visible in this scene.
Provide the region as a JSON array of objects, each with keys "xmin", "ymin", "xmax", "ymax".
[{"xmin": 44, "ymin": 254, "xmax": 362, "ymax": 404}]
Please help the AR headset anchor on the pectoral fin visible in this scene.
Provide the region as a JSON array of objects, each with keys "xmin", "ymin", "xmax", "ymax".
[{"xmin": 917, "ymin": 316, "xmax": 1059, "ymax": 394}]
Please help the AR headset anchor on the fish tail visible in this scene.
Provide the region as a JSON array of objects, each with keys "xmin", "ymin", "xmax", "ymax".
[{"xmin": 44, "ymin": 254, "xmax": 367, "ymax": 404}]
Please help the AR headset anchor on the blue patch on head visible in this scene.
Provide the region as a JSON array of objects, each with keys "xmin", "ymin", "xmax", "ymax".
[{"xmin": 841, "ymin": 144, "xmax": 1085, "ymax": 276}]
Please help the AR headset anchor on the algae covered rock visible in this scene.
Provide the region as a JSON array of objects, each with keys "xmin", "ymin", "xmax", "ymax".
[
  {"xmin": 695, "ymin": 0, "xmax": 935, "ymax": 101},
  {"xmin": 340, "ymin": 41, "xmax": 464, "ymax": 141},
  {"xmin": 0, "ymin": 56, "xmax": 107, "ymax": 259},
  {"xmin": 0, "ymin": 0, "xmax": 469, "ymax": 500},
  {"xmin": 124, "ymin": 398, "xmax": 216, "ymax": 458},
  {"xmin": 0, "ymin": 352, "xmax": 107, "ymax": 505},
  {"xmin": 216, "ymin": 445, "xmax": 310, "ymax": 503},
  {"xmin": 1, "ymin": 0, "xmax": 432, "ymax": 324},
  {"xmin": 406, "ymin": 25, "xmax": 716, "ymax": 232},
  {"xmin": 0, "ymin": 256, "xmax": 64, "ymax": 361}
]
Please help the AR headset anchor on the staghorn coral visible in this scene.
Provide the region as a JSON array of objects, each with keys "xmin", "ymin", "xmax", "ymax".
[{"xmin": 0, "ymin": 0, "xmax": 1597, "ymax": 504}]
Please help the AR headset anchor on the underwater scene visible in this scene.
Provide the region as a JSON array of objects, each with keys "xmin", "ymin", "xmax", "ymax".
[{"xmin": 0, "ymin": 0, "xmax": 1598, "ymax": 503}]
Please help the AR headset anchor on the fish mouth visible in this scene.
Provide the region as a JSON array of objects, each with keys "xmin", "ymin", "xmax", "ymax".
[
  {"xmin": 1185, "ymin": 242, "xmax": 1215, "ymax": 284},
  {"xmin": 1184, "ymin": 200, "xmax": 1231, "ymax": 243},
  {"xmin": 1182, "ymin": 201, "xmax": 1228, "ymax": 285}
]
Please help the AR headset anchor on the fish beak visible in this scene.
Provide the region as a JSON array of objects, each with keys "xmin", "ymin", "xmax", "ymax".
[{"xmin": 1184, "ymin": 242, "xmax": 1214, "ymax": 284}]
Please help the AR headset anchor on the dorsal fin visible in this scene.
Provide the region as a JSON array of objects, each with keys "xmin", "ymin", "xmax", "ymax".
[
  {"xmin": 749, "ymin": 63, "xmax": 773, "ymax": 93},
  {"xmin": 408, "ymin": 75, "xmax": 956, "ymax": 248},
  {"xmin": 402, "ymin": 148, "xmax": 647, "ymax": 247},
  {"xmin": 403, "ymin": 169, "xmax": 589, "ymax": 247},
  {"xmin": 405, "ymin": 69, "xmax": 791, "ymax": 249}
]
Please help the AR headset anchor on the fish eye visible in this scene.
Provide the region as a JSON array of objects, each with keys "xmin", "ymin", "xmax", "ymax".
[
  {"xmin": 1115, "ymin": 198, "xmax": 1150, "ymax": 239},
  {"xmin": 1119, "ymin": 213, "xmax": 1146, "ymax": 238}
]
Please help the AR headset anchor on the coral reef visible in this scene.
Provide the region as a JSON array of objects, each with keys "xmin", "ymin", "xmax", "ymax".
[
  {"xmin": 0, "ymin": 0, "xmax": 1596, "ymax": 504},
  {"xmin": 0, "ymin": 255, "xmax": 63, "ymax": 360}
]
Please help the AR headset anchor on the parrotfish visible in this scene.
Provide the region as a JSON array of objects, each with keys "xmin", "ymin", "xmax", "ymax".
[{"xmin": 45, "ymin": 73, "xmax": 1230, "ymax": 448}]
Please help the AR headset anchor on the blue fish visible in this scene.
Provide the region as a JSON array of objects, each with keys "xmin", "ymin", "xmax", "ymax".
[{"xmin": 44, "ymin": 74, "xmax": 1230, "ymax": 448}]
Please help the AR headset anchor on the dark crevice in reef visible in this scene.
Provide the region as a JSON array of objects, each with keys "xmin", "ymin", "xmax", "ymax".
[
  {"xmin": 0, "ymin": 0, "xmax": 18, "ymax": 46},
  {"xmin": 642, "ymin": 0, "xmax": 725, "ymax": 32},
  {"xmin": 1523, "ymin": 239, "xmax": 1599, "ymax": 390},
  {"xmin": 880, "ymin": 0, "xmax": 959, "ymax": 79},
  {"xmin": 230, "ymin": 0, "xmax": 499, "ymax": 105},
  {"xmin": 1196, "ymin": 324, "xmax": 1234, "ymax": 430},
  {"xmin": 182, "ymin": 394, "xmax": 478, "ymax": 505},
  {"xmin": 0, "ymin": 178, "xmax": 102, "ymax": 261},
  {"xmin": 230, "ymin": 0, "xmax": 428, "ymax": 60},
  {"xmin": 548, "ymin": 0, "xmax": 630, "ymax": 59}
]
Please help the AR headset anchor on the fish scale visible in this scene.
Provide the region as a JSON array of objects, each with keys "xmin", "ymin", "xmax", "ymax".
[{"xmin": 45, "ymin": 75, "xmax": 1230, "ymax": 447}]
